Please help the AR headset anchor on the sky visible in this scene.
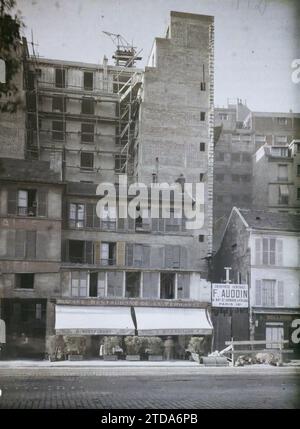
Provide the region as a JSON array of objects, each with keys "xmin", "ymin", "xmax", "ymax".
[{"xmin": 16, "ymin": 0, "xmax": 300, "ymax": 113}]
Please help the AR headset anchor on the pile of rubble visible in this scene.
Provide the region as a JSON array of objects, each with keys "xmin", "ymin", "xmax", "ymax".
[{"xmin": 234, "ymin": 352, "xmax": 282, "ymax": 367}]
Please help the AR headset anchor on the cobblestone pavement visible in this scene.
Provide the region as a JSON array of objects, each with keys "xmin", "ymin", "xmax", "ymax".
[{"xmin": 0, "ymin": 371, "xmax": 299, "ymax": 409}]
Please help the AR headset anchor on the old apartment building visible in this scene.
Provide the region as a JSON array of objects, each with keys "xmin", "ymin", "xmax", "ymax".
[
  {"xmin": 213, "ymin": 102, "xmax": 300, "ymax": 248},
  {"xmin": 0, "ymin": 11, "xmax": 214, "ymax": 358},
  {"xmin": 252, "ymin": 139, "xmax": 300, "ymax": 213},
  {"xmin": 213, "ymin": 208, "xmax": 300, "ymax": 356}
]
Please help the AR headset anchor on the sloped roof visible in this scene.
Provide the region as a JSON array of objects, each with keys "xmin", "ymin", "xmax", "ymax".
[{"xmin": 238, "ymin": 208, "xmax": 300, "ymax": 232}]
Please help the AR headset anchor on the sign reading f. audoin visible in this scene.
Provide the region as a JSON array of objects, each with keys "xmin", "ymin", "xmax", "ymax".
[{"xmin": 212, "ymin": 283, "xmax": 249, "ymax": 308}]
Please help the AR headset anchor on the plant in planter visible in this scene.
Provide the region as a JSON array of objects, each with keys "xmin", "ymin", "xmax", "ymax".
[
  {"xmin": 146, "ymin": 337, "xmax": 164, "ymax": 361},
  {"xmin": 124, "ymin": 336, "xmax": 143, "ymax": 361},
  {"xmin": 63, "ymin": 336, "xmax": 86, "ymax": 361},
  {"xmin": 188, "ymin": 337, "xmax": 205, "ymax": 363},
  {"xmin": 102, "ymin": 336, "xmax": 122, "ymax": 361}
]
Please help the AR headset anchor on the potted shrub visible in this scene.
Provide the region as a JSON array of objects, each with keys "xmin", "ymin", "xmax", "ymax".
[
  {"xmin": 63, "ymin": 336, "xmax": 86, "ymax": 361},
  {"xmin": 102, "ymin": 336, "xmax": 122, "ymax": 361},
  {"xmin": 124, "ymin": 336, "xmax": 143, "ymax": 361},
  {"xmin": 146, "ymin": 337, "xmax": 164, "ymax": 361},
  {"xmin": 188, "ymin": 337, "xmax": 205, "ymax": 363}
]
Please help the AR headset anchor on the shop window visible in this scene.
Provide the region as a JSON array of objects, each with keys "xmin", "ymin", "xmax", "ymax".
[
  {"xmin": 125, "ymin": 272, "xmax": 140, "ymax": 298},
  {"xmin": 160, "ymin": 273, "xmax": 175, "ymax": 299},
  {"xmin": 15, "ymin": 273, "xmax": 34, "ymax": 289},
  {"xmin": 83, "ymin": 71, "xmax": 94, "ymax": 91},
  {"xmin": 81, "ymin": 123, "xmax": 94, "ymax": 143}
]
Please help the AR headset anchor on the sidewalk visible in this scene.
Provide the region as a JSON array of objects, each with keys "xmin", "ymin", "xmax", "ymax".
[{"xmin": 0, "ymin": 359, "xmax": 299, "ymax": 377}]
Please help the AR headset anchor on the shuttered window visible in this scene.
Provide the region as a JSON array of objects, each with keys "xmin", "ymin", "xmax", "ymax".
[
  {"xmin": 256, "ymin": 238, "xmax": 280, "ymax": 266},
  {"xmin": 262, "ymin": 280, "xmax": 276, "ymax": 306},
  {"xmin": 71, "ymin": 271, "xmax": 88, "ymax": 297}
]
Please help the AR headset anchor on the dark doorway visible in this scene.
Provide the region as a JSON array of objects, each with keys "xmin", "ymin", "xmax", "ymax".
[{"xmin": 160, "ymin": 273, "xmax": 175, "ymax": 299}]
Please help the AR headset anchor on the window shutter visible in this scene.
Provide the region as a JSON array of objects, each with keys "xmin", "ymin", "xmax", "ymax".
[
  {"xmin": 262, "ymin": 238, "xmax": 269, "ymax": 265},
  {"xmin": 94, "ymin": 241, "xmax": 101, "ymax": 264},
  {"xmin": 126, "ymin": 243, "xmax": 134, "ymax": 266},
  {"xmin": 255, "ymin": 238, "xmax": 261, "ymax": 265},
  {"xmin": 15, "ymin": 230, "xmax": 26, "ymax": 258},
  {"xmin": 37, "ymin": 189, "xmax": 48, "ymax": 217},
  {"xmin": 255, "ymin": 280, "xmax": 262, "ymax": 306},
  {"xmin": 142, "ymin": 245, "xmax": 150, "ymax": 267},
  {"xmin": 277, "ymin": 281, "xmax": 284, "ymax": 306},
  {"xmin": 277, "ymin": 239, "xmax": 283, "ymax": 266},
  {"xmin": 86, "ymin": 203, "xmax": 94, "ymax": 228},
  {"xmin": 85, "ymin": 241, "xmax": 93, "ymax": 264},
  {"xmin": 7, "ymin": 187, "xmax": 17, "ymax": 214},
  {"xmin": 26, "ymin": 230, "xmax": 36, "ymax": 259},
  {"xmin": 93, "ymin": 204, "xmax": 100, "ymax": 228},
  {"xmin": 180, "ymin": 247, "xmax": 188, "ymax": 269},
  {"xmin": 116, "ymin": 241, "xmax": 125, "ymax": 266}
]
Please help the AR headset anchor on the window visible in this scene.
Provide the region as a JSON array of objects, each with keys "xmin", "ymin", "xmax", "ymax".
[
  {"xmin": 81, "ymin": 123, "xmax": 94, "ymax": 143},
  {"xmin": 231, "ymin": 195, "xmax": 239, "ymax": 204},
  {"xmin": 17, "ymin": 189, "xmax": 37, "ymax": 216},
  {"xmin": 71, "ymin": 271, "xmax": 88, "ymax": 297},
  {"xmin": 165, "ymin": 245, "xmax": 180, "ymax": 268},
  {"xmin": 270, "ymin": 147, "xmax": 289, "ymax": 157},
  {"xmin": 35, "ymin": 303, "xmax": 42, "ymax": 320},
  {"xmin": 266, "ymin": 324, "xmax": 284, "ymax": 348},
  {"xmin": 82, "ymin": 98, "xmax": 94, "ymax": 115},
  {"xmin": 241, "ymin": 174, "xmax": 251, "ymax": 183},
  {"xmin": 199, "ymin": 173, "xmax": 204, "ymax": 182},
  {"xmin": 135, "ymin": 209, "xmax": 151, "ymax": 232},
  {"xmin": 160, "ymin": 273, "xmax": 175, "ymax": 299},
  {"xmin": 67, "ymin": 240, "xmax": 93, "ymax": 264},
  {"xmin": 177, "ymin": 273, "xmax": 190, "ymax": 299},
  {"xmin": 126, "ymin": 243, "xmax": 150, "ymax": 267},
  {"xmin": 15, "ymin": 273, "xmax": 34, "ymax": 289},
  {"xmin": 200, "ymin": 142, "xmax": 205, "ymax": 152},
  {"xmin": 115, "ymin": 155, "xmax": 127, "ymax": 173},
  {"xmin": 200, "ymin": 82, "xmax": 206, "ymax": 91},
  {"xmin": 278, "ymin": 164, "xmax": 288, "ymax": 181},
  {"xmin": 255, "ymin": 238, "xmax": 282, "ymax": 266},
  {"xmin": 52, "ymin": 96, "xmax": 66, "ymax": 113},
  {"xmin": 80, "ymin": 152, "xmax": 94, "ymax": 170},
  {"xmin": 275, "ymin": 136, "xmax": 288, "ymax": 145},
  {"xmin": 200, "ymin": 112, "xmax": 206, "ymax": 121},
  {"xmin": 219, "ymin": 113, "xmax": 228, "ymax": 121},
  {"xmin": 216, "ymin": 152, "xmax": 225, "ymax": 161},
  {"xmin": 262, "ymin": 280, "xmax": 276, "ymax": 306},
  {"xmin": 83, "ymin": 71, "xmax": 93, "ymax": 90},
  {"xmin": 55, "ymin": 68, "xmax": 66, "ymax": 88},
  {"xmin": 297, "ymin": 165, "xmax": 300, "ymax": 177},
  {"xmin": 143, "ymin": 272, "xmax": 159, "ymax": 299},
  {"xmin": 125, "ymin": 272, "xmax": 141, "ymax": 298},
  {"xmin": 262, "ymin": 238, "xmax": 276, "ymax": 265},
  {"xmin": 69, "ymin": 203, "xmax": 85, "ymax": 228},
  {"xmin": 231, "ymin": 153, "xmax": 240, "ymax": 162},
  {"xmin": 216, "ymin": 174, "xmax": 224, "ymax": 182},
  {"xmin": 15, "ymin": 230, "xmax": 36, "ymax": 259},
  {"xmin": 52, "ymin": 121, "xmax": 64, "ymax": 141},
  {"xmin": 100, "ymin": 242, "xmax": 116, "ymax": 266},
  {"xmin": 198, "ymin": 235, "xmax": 204, "ymax": 242},
  {"xmin": 297, "ymin": 188, "xmax": 300, "ymax": 200}
]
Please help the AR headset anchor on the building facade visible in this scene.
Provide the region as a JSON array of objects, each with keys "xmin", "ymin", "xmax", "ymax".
[{"xmin": 0, "ymin": 11, "xmax": 214, "ymax": 359}]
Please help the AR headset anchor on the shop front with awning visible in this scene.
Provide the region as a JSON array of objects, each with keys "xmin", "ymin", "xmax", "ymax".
[
  {"xmin": 134, "ymin": 307, "xmax": 213, "ymax": 336},
  {"xmin": 55, "ymin": 305, "xmax": 213, "ymax": 337}
]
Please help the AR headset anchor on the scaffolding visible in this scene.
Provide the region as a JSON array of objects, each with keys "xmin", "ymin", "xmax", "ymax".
[{"xmin": 23, "ymin": 35, "xmax": 142, "ymax": 181}]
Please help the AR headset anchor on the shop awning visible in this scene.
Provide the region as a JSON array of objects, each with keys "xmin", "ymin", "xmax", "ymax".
[
  {"xmin": 55, "ymin": 305, "xmax": 135, "ymax": 336},
  {"xmin": 134, "ymin": 307, "xmax": 213, "ymax": 336}
]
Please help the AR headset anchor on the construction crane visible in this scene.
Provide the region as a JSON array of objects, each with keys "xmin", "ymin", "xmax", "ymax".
[{"xmin": 102, "ymin": 31, "xmax": 142, "ymax": 67}]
